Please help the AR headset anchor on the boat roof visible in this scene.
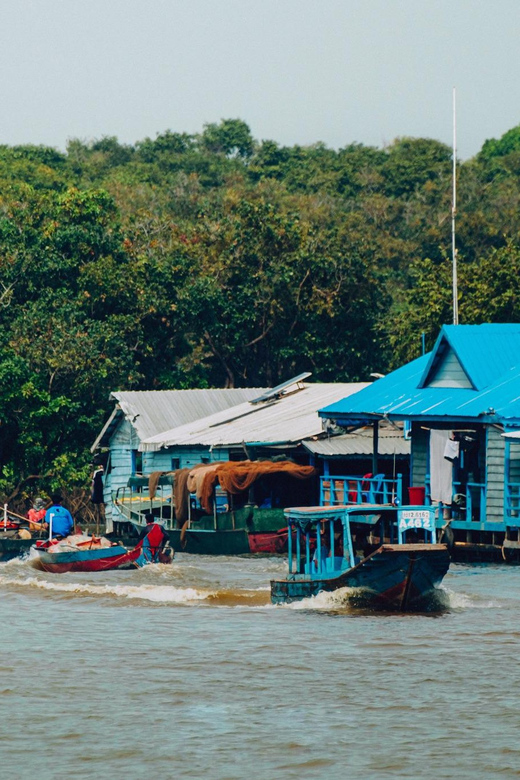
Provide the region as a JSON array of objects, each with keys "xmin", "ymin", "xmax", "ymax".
[{"xmin": 283, "ymin": 504, "xmax": 428, "ymax": 520}]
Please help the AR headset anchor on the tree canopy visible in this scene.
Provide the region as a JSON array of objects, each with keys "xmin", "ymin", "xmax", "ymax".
[{"xmin": 1, "ymin": 118, "xmax": 520, "ymax": 497}]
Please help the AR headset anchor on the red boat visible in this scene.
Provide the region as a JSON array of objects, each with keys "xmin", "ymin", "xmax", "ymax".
[
  {"xmin": 248, "ymin": 529, "xmax": 290, "ymax": 554},
  {"xmin": 32, "ymin": 525, "xmax": 172, "ymax": 573}
]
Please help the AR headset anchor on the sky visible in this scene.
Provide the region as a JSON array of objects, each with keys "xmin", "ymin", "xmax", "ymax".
[{"xmin": 0, "ymin": 0, "xmax": 518, "ymax": 159}]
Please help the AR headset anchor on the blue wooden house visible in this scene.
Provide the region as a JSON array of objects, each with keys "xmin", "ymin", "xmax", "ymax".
[
  {"xmin": 319, "ymin": 324, "xmax": 520, "ymax": 558},
  {"xmin": 91, "ymin": 388, "xmax": 267, "ymax": 529},
  {"xmin": 106, "ymin": 378, "xmax": 381, "ymax": 527}
]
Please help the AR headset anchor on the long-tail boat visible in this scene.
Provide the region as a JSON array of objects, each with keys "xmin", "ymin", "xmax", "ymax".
[
  {"xmin": 270, "ymin": 505, "xmax": 450, "ymax": 610},
  {"xmin": 32, "ymin": 524, "xmax": 173, "ymax": 573}
]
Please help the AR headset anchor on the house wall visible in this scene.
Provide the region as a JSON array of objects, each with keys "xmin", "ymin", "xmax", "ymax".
[
  {"xmin": 427, "ymin": 349, "xmax": 472, "ymax": 388},
  {"xmin": 486, "ymin": 426, "xmax": 505, "ymax": 524},
  {"xmin": 147, "ymin": 446, "xmax": 231, "ymax": 472},
  {"xmin": 105, "ymin": 436, "xmax": 233, "ymax": 522},
  {"xmin": 104, "ymin": 418, "xmax": 141, "ymax": 524},
  {"xmin": 411, "ymin": 424, "xmax": 429, "ymax": 488},
  {"xmin": 508, "ymin": 441, "xmax": 520, "ymax": 483}
]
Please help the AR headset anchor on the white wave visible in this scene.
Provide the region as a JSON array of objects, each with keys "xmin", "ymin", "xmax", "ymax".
[
  {"xmin": 0, "ymin": 573, "xmax": 213, "ymax": 604},
  {"xmin": 281, "ymin": 588, "xmax": 351, "ymax": 610},
  {"xmin": 441, "ymin": 587, "xmax": 503, "ymax": 610}
]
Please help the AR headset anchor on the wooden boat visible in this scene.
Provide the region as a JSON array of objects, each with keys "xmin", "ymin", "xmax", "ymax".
[
  {"xmin": 270, "ymin": 505, "xmax": 450, "ymax": 611},
  {"xmin": 248, "ymin": 528, "xmax": 290, "ymax": 554},
  {"xmin": 32, "ymin": 524, "xmax": 172, "ymax": 574}
]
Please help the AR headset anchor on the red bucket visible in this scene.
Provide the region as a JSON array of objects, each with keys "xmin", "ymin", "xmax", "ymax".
[{"xmin": 407, "ymin": 487, "xmax": 426, "ymax": 505}]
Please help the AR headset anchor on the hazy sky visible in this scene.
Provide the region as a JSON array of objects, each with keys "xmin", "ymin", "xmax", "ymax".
[{"xmin": 0, "ymin": 0, "xmax": 518, "ymax": 159}]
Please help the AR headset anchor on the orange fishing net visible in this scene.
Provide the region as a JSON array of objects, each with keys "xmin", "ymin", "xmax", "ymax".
[{"xmin": 198, "ymin": 460, "xmax": 316, "ymax": 514}]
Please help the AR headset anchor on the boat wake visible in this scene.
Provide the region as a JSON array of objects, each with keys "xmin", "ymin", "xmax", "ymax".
[
  {"xmin": 278, "ymin": 585, "xmax": 454, "ymax": 614},
  {"xmin": 0, "ymin": 556, "xmax": 507, "ymax": 612},
  {"xmin": 439, "ymin": 587, "xmax": 505, "ymax": 610},
  {"xmin": 0, "ymin": 558, "xmax": 273, "ymax": 607}
]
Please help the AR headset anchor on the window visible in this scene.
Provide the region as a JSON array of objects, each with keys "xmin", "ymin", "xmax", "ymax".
[
  {"xmin": 171, "ymin": 458, "xmax": 180, "ymax": 471},
  {"xmin": 132, "ymin": 450, "xmax": 143, "ymax": 475}
]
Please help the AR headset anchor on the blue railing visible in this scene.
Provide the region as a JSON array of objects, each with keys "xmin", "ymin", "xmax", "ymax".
[
  {"xmin": 505, "ymin": 481, "xmax": 520, "ymax": 524},
  {"xmin": 320, "ymin": 474, "xmax": 402, "ymax": 507},
  {"xmin": 424, "ymin": 475, "xmax": 486, "ymax": 523}
]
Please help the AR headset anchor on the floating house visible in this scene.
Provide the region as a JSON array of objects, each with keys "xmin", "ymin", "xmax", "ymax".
[
  {"xmin": 130, "ymin": 376, "xmax": 372, "ymax": 543},
  {"xmin": 91, "ymin": 388, "xmax": 267, "ymax": 529},
  {"xmin": 319, "ymin": 323, "xmax": 520, "ymax": 558},
  {"xmin": 94, "ymin": 376, "xmax": 411, "ymax": 537},
  {"xmin": 303, "ymin": 427, "xmax": 410, "ymax": 505}
]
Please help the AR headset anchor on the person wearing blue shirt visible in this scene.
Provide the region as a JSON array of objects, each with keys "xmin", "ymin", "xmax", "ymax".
[{"xmin": 44, "ymin": 494, "xmax": 75, "ymax": 539}]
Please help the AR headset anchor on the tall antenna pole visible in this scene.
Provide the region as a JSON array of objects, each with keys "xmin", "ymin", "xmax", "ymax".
[{"xmin": 452, "ymin": 86, "xmax": 459, "ymax": 325}]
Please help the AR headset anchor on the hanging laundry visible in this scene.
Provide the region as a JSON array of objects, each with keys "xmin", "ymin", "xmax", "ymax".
[
  {"xmin": 444, "ymin": 435, "xmax": 460, "ymax": 463},
  {"xmin": 430, "ymin": 429, "xmax": 453, "ymax": 505}
]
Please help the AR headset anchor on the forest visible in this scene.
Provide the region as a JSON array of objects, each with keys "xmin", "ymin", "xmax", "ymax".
[{"xmin": 1, "ymin": 117, "xmax": 520, "ymax": 499}]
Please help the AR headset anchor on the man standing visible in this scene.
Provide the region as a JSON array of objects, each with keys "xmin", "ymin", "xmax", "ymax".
[
  {"xmin": 44, "ymin": 494, "xmax": 74, "ymax": 539},
  {"xmin": 90, "ymin": 465, "xmax": 105, "ymax": 535}
]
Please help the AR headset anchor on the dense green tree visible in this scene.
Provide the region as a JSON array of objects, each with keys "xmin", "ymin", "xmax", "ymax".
[{"xmin": 0, "ymin": 119, "xmax": 520, "ymax": 497}]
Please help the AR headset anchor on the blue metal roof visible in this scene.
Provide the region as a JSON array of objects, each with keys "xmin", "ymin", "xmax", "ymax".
[
  {"xmin": 419, "ymin": 324, "xmax": 520, "ymax": 390},
  {"xmin": 455, "ymin": 364, "xmax": 520, "ymax": 424},
  {"xmin": 320, "ymin": 324, "xmax": 520, "ymax": 425}
]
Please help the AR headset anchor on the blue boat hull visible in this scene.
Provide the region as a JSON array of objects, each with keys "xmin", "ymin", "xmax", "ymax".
[{"xmin": 270, "ymin": 543, "xmax": 450, "ymax": 611}]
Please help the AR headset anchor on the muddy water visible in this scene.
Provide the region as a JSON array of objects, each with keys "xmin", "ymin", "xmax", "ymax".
[{"xmin": 1, "ymin": 552, "xmax": 519, "ymax": 779}]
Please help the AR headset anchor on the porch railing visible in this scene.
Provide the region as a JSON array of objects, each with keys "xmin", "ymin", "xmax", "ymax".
[
  {"xmin": 425, "ymin": 475, "xmax": 486, "ymax": 523},
  {"xmin": 320, "ymin": 474, "xmax": 402, "ymax": 507},
  {"xmin": 505, "ymin": 481, "xmax": 520, "ymax": 524},
  {"xmin": 112, "ymin": 479, "xmax": 176, "ymax": 530}
]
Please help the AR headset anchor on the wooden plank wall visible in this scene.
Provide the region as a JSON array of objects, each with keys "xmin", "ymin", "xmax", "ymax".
[
  {"xmin": 147, "ymin": 446, "xmax": 230, "ymax": 472},
  {"xmin": 105, "ymin": 433, "xmax": 232, "ymax": 521},
  {"xmin": 509, "ymin": 441, "xmax": 520, "ymax": 483},
  {"xmin": 427, "ymin": 349, "xmax": 472, "ymax": 388},
  {"xmin": 104, "ymin": 418, "xmax": 140, "ymax": 522},
  {"xmin": 486, "ymin": 426, "xmax": 505, "ymax": 523},
  {"xmin": 411, "ymin": 423, "xmax": 429, "ymax": 487}
]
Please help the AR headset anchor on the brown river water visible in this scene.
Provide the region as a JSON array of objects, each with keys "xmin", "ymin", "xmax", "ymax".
[{"xmin": 1, "ymin": 551, "xmax": 519, "ymax": 780}]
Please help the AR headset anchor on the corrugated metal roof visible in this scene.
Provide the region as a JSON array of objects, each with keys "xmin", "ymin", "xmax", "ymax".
[
  {"xmin": 454, "ymin": 364, "xmax": 520, "ymax": 421},
  {"xmin": 92, "ymin": 388, "xmax": 268, "ymax": 450},
  {"xmin": 141, "ymin": 383, "xmax": 369, "ymax": 451},
  {"xmin": 303, "ymin": 428, "xmax": 411, "ymax": 457},
  {"xmin": 321, "ymin": 324, "xmax": 520, "ymax": 425}
]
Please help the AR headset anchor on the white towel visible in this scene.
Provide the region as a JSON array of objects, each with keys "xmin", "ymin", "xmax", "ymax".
[
  {"xmin": 430, "ymin": 429, "xmax": 453, "ymax": 505},
  {"xmin": 444, "ymin": 438, "xmax": 460, "ymax": 462}
]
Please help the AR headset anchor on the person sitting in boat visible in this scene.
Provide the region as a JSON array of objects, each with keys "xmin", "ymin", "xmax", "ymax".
[
  {"xmin": 312, "ymin": 528, "xmax": 330, "ymax": 573},
  {"xmin": 138, "ymin": 513, "xmax": 171, "ymax": 560},
  {"xmin": 43, "ymin": 494, "xmax": 75, "ymax": 540},
  {"xmin": 28, "ymin": 498, "xmax": 47, "ymax": 532}
]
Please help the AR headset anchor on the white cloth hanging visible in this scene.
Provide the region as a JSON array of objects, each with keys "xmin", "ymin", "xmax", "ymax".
[
  {"xmin": 444, "ymin": 437, "xmax": 460, "ymax": 462},
  {"xmin": 430, "ymin": 429, "xmax": 453, "ymax": 505}
]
